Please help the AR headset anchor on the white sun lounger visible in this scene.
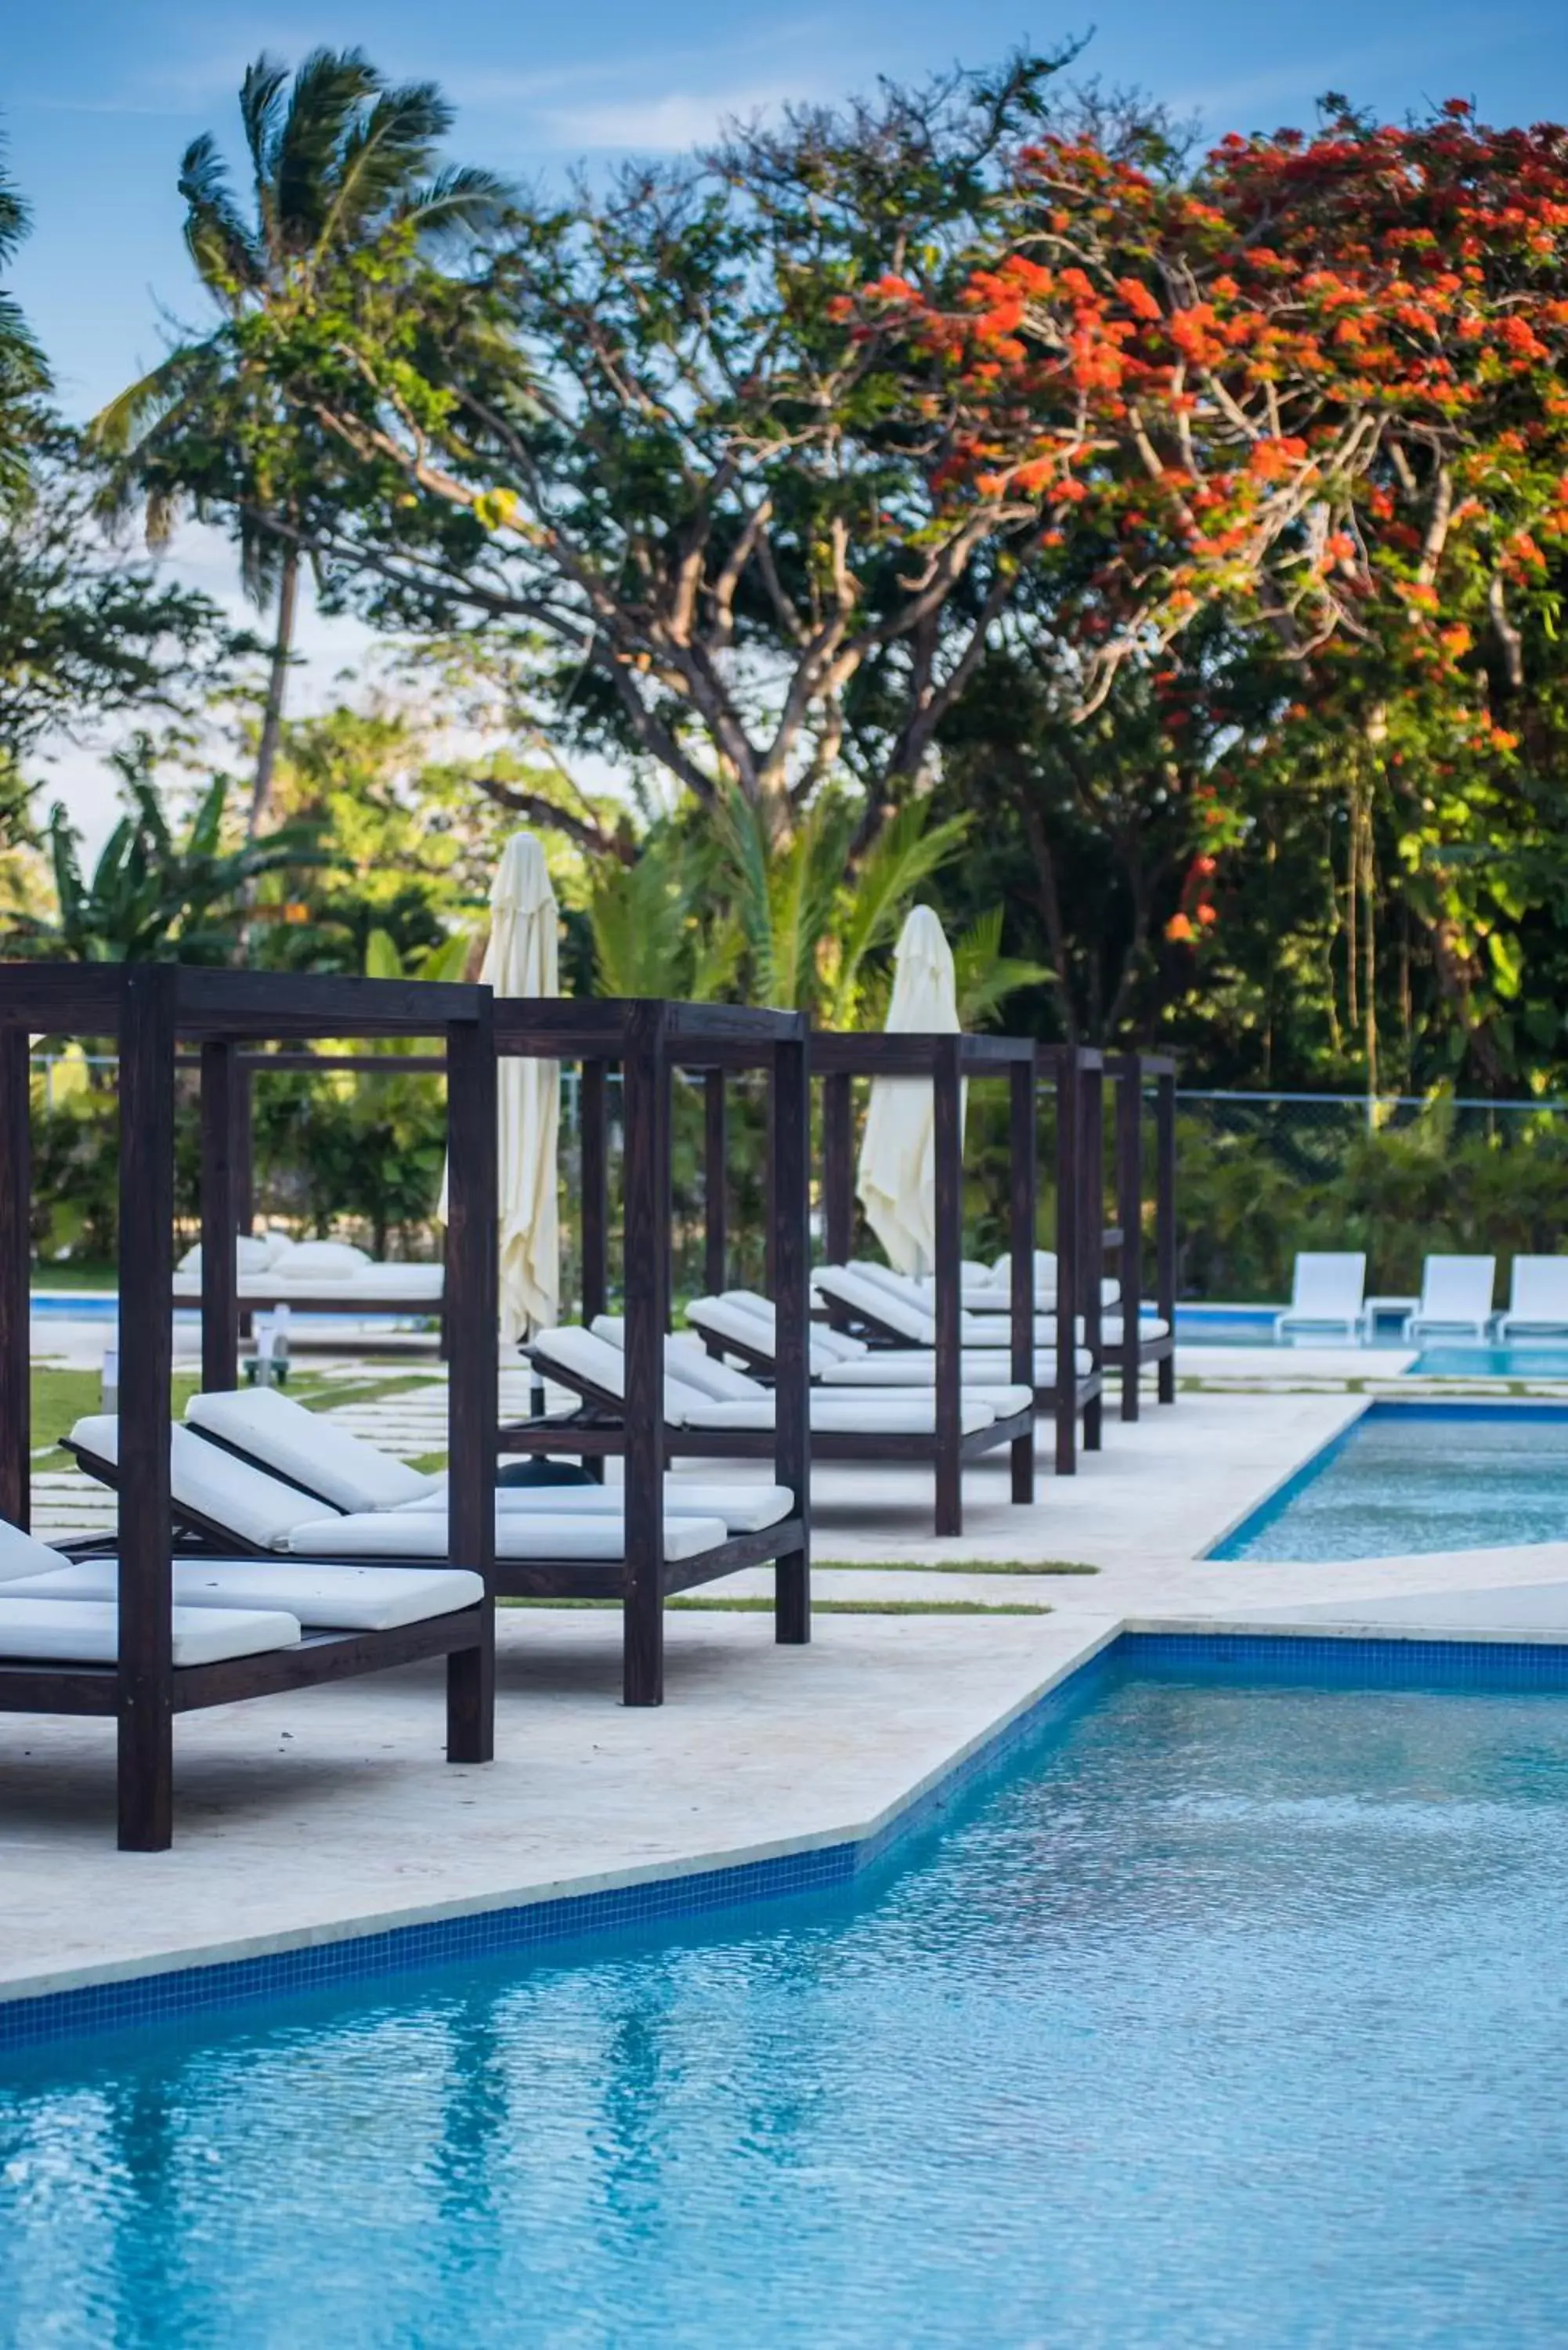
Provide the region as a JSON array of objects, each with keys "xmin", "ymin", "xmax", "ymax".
[
  {"xmin": 0, "ymin": 1515, "xmax": 482, "ymax": 1632},
  {"xmin": 675, "ymin": 1296, "xmax": 1079, "ymax": 1394},
  {"xmin": 0, "ymin": 1517, "xmax": 308, "ymax": 1658},
  {"xmin": 1274, "ymin": 1253, "xmax": 1367, "ymax": 1341},
  {"xmin": 1400, "ymin": 1254, "xmax": 1498, "ymax": 1342},
  {"xmin": 529, "ymin": 1325, "xmax": 1007, "ymax": 1436},
  {"xmin": 68, "ymin": 1415, "xmax": 734, "ymax": 1566},
  {"xmin": 1494, "ymin": 1257, "xmax": 1568, "ymax": 1340},
  {"xmin": 184, "ymin": 1384, "xmax": 793, "ymax": 1535},
  {"xmin": 173, "ymin": 1234, "xmax": 444, "ymax": 1305}
]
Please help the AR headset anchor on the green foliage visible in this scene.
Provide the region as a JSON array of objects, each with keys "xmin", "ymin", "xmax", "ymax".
[
  {"xmin": 8, "ymin": 760, "xmax": 321, "ymax": 963},
  {"xmin": 1173, "ymin": 1109, "xmax": 1568, "ymax": 1300}
]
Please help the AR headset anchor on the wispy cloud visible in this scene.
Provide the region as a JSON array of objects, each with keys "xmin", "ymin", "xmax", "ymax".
[{"xmin": 536, "ymin": 81, "xmax": 824, "ymax": 151}]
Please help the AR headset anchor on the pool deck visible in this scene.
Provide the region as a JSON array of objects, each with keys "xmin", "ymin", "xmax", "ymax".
[{"xmin": 9, "ymin": 1376, "xmax": 1568, "ymax": 2022}]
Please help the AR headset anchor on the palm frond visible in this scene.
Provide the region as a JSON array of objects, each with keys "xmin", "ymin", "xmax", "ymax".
[
  {"xmin": 318, "ymin": 81, "xmax": 453, "ymax": 251},
  {"xmin": 828, "ymin": 803, "xmax": 970, "ymax": 1021},
  {"xmin": 396, "ymin": 164, "xmax": 515, "ymax": 251},
  {"xmin": 274, "ymin": 47, "xmax": 381, "ymax": 253},
  {"xmin": 237, "ymin": 55, "xmax": 291, "ymax": 257},
  {"xmin": 951, "ymin": 908, "xmax": 1054, "ymax": 1029},
  {"xmin": 178, "ymin": 135, "xmax": 263, "ymax": 298}
]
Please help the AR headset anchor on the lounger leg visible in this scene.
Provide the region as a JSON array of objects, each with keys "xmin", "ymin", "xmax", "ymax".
[
  {"xmin": 1010, "ymin": 1429, "xmax": 1034, "ymax": 1506},
  {"xmin": 624, "ymin": 1577, "xmax": 664, "ymax": 1705},
  {"xmin": 1055, "ymin": 1395, "xmax": 1076, "ymax": 1477},
  {"xmin": 1084, "ymin": 1390, "xmax": 1103, "ymax": 1452},
  {"xmin": 446, "ymin": 1625, "xmax": 495, "ymax": 1765},
  {"xmin": 935, "ymin": 1442, "xmax": 962, "ymax": 1537},
  {"xmin": 775, "ymin": 1537, "xmax": 810, "ymax": 1645},
  {"xmin": 1158, "ymin": 1347, "xmax": 1176, "ymax": 1405},
  {"xmin": 118, "ymin": 1699, "xmax": 173, "ymax": 1853}
]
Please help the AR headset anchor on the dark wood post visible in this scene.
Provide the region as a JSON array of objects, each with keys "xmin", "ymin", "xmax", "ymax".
[
  {"xmin": 1115, "ymin": 1055, "xmax": 1143, "ymax": 1423},
  {"xmin": 580, "ymin": 1058, "xmax": 609, "ymax": 1325},
  {"xmin": 703, "ymin": 1067, "xmax": 727, "ymax": 1300},
  {"xmin": 1157, "ymin": 1065, "xmax": 1177, "ymax": 1405},
  {"xmin": 0, "ymin": 1027, "xmax": 30, "ymax": 1530},
  {"xmin": 620, "ymin": 1003, "xmax": 667, "ymax": 1705},
  {"xmin": 200, "ymin": 1040, "xmax": 240, "ymax": 1394},
  {"xmin": 233, "ymin": 1056, "xmax": 255, "ymax": 1235},
  {"xmin": 822, "ymin": 1072, "xmax": 854, "ymax": 1266},
  {"xmin": 933, "ymin": 1034, "xmax": 964, "ymax": 1536},
  {"xmin": 1008, "ymin": 1050, "xmax": 1036, "ymax": 1505},
  {"xmin": 771, "ymin": 1032, "xmax": 811, "ymax": 1642},
  {"xmin": 1053, "ymin": 1050, "xmax": 1079, "ymax": 1477},
  {"xmin": 1077, "ymin": 1054, "xmax": 1104, "ymax": 1452},
  {"xmin": 117, "ymin": 965, "xmax": 177, "ymax": 1853},
  {"xmin": 444, "ymin": 997, "xmax": 497, "ymax": 1765}
]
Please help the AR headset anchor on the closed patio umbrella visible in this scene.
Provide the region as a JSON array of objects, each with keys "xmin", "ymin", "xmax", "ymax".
[
  {"xmin": 442, "ymin": 831, "xmax": 560, "ymax": 1343},
  {"xmin": 855, "ymin": 906, "xmax": 962, "ymax": 1275}
]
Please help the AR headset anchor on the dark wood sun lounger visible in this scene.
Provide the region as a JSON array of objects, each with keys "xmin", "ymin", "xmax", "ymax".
[{"xmin": 0, "ymin": 964, "xmax": 497, "ymax": 1852}]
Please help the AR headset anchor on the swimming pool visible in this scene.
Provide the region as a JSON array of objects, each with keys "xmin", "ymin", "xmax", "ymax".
[
  {"xmin": 4, "ymin": 1647, "xmax": 1567, "ymax": 2348},
  {"xmin": 1211, "ymin": 1401, "xmax": 1568, "ymax": 1561}
]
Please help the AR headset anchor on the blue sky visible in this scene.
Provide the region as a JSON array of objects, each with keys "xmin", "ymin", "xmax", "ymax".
[
  {"xmin": 9, "ymin": 0, "xmax": 1566, "ymax": 418},
  {"xmin": 5, "ymin": 0, "xmax": 1566, "ymax": 843}
]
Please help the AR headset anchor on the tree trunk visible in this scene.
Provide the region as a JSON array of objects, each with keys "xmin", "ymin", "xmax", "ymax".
[{"xmin": 250, "ymin": 549, "xmax": 300, "ymax": 839}]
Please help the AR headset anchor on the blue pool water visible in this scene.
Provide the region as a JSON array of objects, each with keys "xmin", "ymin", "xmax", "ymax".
[
  {"xmin": 1413, "ymin": 1343, "xmax": 1568, "ymax": 1378},
  {"xmin": 1212, "ymin": 1402, "xmax": 1568, "ymax": 1561},
  {"xmin": 5, "ymin": 1658, "xmax": 1568, "ymax": 2348}
]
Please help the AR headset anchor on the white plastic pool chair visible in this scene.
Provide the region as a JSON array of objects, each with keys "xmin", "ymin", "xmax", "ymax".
[
  {"xmin": 1274, "ymin": 1253, "xmax": 1367, "ymax": 1342},
  {"xmin": 1400, "ymin": 1255, "xmax": 1497, "ymax": 1342},
  {"xmin": 1494, "ymin": 1257, "xmax": 1568, "ymax": 1340}
]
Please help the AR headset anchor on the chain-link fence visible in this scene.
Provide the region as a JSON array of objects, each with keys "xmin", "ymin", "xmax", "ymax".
[{"xmin": 29, "ymin": 1055, "xmax": 1567, "ymax": 1308}]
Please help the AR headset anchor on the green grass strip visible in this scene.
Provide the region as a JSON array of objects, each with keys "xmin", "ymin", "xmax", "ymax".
[
  {"xmin": 815, "ymin": 1556, "xmax": 1097, "ymax": 1576},
  {"xmin": 500, "ymin": 1596, "xmax": 1050, "ymax": 1617}
]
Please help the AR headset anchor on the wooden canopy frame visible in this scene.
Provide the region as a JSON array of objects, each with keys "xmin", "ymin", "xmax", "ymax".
[
  {"xmin": 0, "ymin": 964, "xmax": 497, "ymax": 1853},
  {"xmin": 490, "ymin": 1000, "xmax": 811, "ymax": 1707},
  {"xmin": 170, "ymin": 1047, "xmax": 450, "ymax": 1343},
  {"xmin": 1107, "ymin": 1053, "xmax": 1178, "ymax": 1418},
  {"xmin": 706, "ymin": 1030, "xmax": 1039, "ymax": 1536}
]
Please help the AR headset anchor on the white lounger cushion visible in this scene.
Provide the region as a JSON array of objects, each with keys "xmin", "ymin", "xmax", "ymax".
[
  {"xmin": 186, "ymin": 1386, "xmax": 439, "ymax": 1512},
  {"xmin": 173, "ymin": 1271, "xmax": 443, "ymax": 1303},
  {"xmin": 2, "ymin": 1559, "xmax": 483, "ymax": 1632},
  {"xmin": 682, "ymin": 1296, "xmax": 867, "ymax": 1380},
  {"xmin": 0, "ymin": 1596, "xmax": 302, "ymax": 1667},
  {"xmin": 0, "ymin": 1517, "xmax": 75, "ymax": 1584},
  {"xmin": 814, "ymin": 1265, "xmax": 996, "ymax": 1347},
  {"xmin": 686, "ymin": 1397, "xmax": 999, "ymax": 1434},
  {"xmin": 73, "ymin": 1415, "xmax": 324, "ymax": 1551},
  {"xmin": 530, "ymin": 1326, "xmax": 717, "ymax": 1425},
  {"xmin": 286, "ymin": 1511, "xmax": 732, "ymax": 1563},
  {"xmin": 821, "ymin": 1356, "xmax": 1087, "ymax": 1390},
  {"xmin": 394, "ymin": 1483, "xmax": 795, "ymax": 1534},
  {"xmin": 724, "ymin": 1292, "xmax": 868, "ymax": 1362}
]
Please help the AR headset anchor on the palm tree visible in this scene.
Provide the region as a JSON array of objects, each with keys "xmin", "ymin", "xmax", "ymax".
[
  {"xmin": 0, "ymin": 128, "xmax": 51, "ymax": 511},
  {"xmin": 92, "ymin": 50, "xmax": 509, "ymax": 834},
  {"xmin": 9, "ymin": 767, "xmax": 323, "ymax": 964}
]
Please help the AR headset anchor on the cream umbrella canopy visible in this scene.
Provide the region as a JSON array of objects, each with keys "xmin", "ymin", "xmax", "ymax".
[
  {"xmin": 442, "ymin": 832, "xmax": 560, "ymax": 1343},
  {"xmin": 855, "ymin": 906, "xmax": 962, "ymax": 1274}
]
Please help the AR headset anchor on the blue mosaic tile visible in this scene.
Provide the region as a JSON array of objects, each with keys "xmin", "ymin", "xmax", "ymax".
[{"xmin": 3, "ymin": 1632, "xmax": 1563, "ymax": 2052}]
